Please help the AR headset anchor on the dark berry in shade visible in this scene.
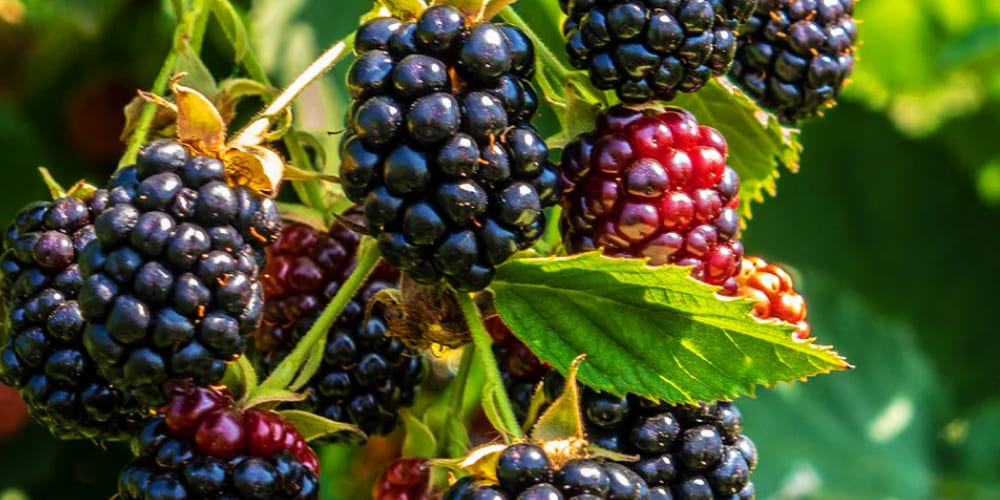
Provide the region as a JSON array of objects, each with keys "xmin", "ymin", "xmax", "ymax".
[
  {"xmin": 117, "ymin": 387, "xmax": 319, "ymax": 500},
  {"xmin": 342, "ymin": 7, "xmax": 560, "ymax": 291},
  {"xmin": 256, "ymin": 210, "xmax": 426, "ymax": 442},
  {"xmin": 732, "ymin": 0, "xmax": 857, "ymax": 124},
  {"xmin": 559, "ymin": 105, "xmax": 743, "ymax": 293},
  {"xmin": 487, "ymin": 315, "xmax": 548, "ymax": 421},
  {"xmin": 560, "ymin": 0, "xmax": 758, "ymax": 104},
  {"xmin": 78, "ymin": 140, "xmax": 281, "ymax": 407},
  {"xmin": 0, "ymin": 190, "xmax": 143, "ymax": 441}
]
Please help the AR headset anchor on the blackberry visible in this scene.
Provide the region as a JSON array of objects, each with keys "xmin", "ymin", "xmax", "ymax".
[
  {"xmin": 560, "ymin": 0, "xmax": 758, "ymax": 103},
  {"xmin": 731, "ymin": 0, "xmax": 857, "ymax": 124},
  {"xmin": 117, "ymin": 387, "xmax": 319, "ymax": 500},
  {"xmin": 731, "ymin": 256, "xmax": 809, "ymax": 339},
  {"xmin": 341, "ymin": 7, "xmax": 560, "ymax": 292},
  {"xmin": 0, "ymin": 191, "xmax": 143, "ymax": 440},
  {"xmin": 560, "ymin": 105, "xmax": 743, "ymax": 291},
  {"xmin": 257, "ymin": 208, "xmax": 398, "ymax": 354},
  {"xmin": 373, "ymin": 457, "xmax": 431, "ymax": 500},
  {"xmin": 553, "ymin": 379, "xmax": 757, "ymax": 500},
  {"xmin": 442, "ymin": 443, "xmax": 654, "ymax": 499},
  {"xmin": 258, "ymin": 214, "xmax": 426, "ymax": 441},
  {"xmin": 487, "ymin": 315, "xmax": 548, "ymax": 421},
  {"xmin": 79, "ymin": 140, "xmax": 282, "ymax": 407}
]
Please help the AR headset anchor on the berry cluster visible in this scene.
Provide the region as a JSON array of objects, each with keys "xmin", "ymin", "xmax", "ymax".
[
  {"xmin": 734, "ymin": 256, "xmax": 809, "ymax": 339},
  {"xmin": 373, "ymin": 457, "xmax": 431, "ymax": 500},
  {"xmin": 551, "ymin": 379, "xmax": 757, "ymax": 500},
  {"xmin": 117, "ymin": 387, "xmax": 318, "ymax": 500},
  {"xmin": 257, "ymin": 209, "xmax": 399, "ymax": 354},
  {"xmin": 341, "ymin": 6, "xmax": 561, "ymax": 291},
  {"xmin": 0, "ymin": 191, "xmax": 142, "ymax": 440},
  {"xmin": 486, "ymin": 315, "xmax": 547, "ymax": 421},
  {"xmin": 561, "ymin": 0, "xmax": 758, "ymax": 103},
  {"xmin": 443, "ymin": 443, "xmax": 657, "ymax": 499},
  {"xmin": 258, "ymin": 213, "xmax": 426, "ymax": 441},
  {"xmin": 78, "ymin": 140, "xmax": 281, "ymax": 407},
  {"xmin": 560, "ymin": 105, "xmax": 743, "ymax": 290},
  {"xmin": 731, "ymin": 0, "xmax": 857, "ymax": 124}
]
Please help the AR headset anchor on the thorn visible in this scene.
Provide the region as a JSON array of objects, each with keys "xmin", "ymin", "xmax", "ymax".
[{"xmin": 325, "ymin": 129, "xmax": 346, "ymax": 136}]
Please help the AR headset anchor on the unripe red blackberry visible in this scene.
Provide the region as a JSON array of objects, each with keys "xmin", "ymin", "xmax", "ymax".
[
  {"xmin": 257, "ymin": 211, "xmax": 426, "ymax": 441},
  {"xmin": 0, "ymin": 190, "xmax": 144, "ymax": 440},
  {"xmin": 342, "ymin": 8, "xmax": 560, "ymax": 292},
  {"xmin": 487, "ymin": 315, "xmax": 548, "ymax": 421},
  {"xmin": 117, "ymin": 386, "xmax": 319, "ymax": 500},
  {"xmin": 78, "ymin": 140, "xmax": 282, "ymax": 407},
  {"xmin": 373, "ymin": 457, "xmax": 431, "ymax": 500},
  {"xmin": 442, "ymin": 443, "xmax": 655, "ymax": 499},
  {"xmin": 257, "ymin": 208, "xmax": 398, "ymax": 354},
  {"xmin": 560, "ymin": 105, "xmax": 743, "ymax": 291},
  {"xmin": 0, "ymin": 384, "xmax": 29, "ymax": 440},
  {"xmin": 560, "ymin": 0, "xmax": 758, "ymax": 103},
  {"xmin": 733, "ymin": 256, "xmax": 809, "ymax": 339},
  {"xmin": 731, "ymin": 0, "xmax": 857, "ymax": 124}
]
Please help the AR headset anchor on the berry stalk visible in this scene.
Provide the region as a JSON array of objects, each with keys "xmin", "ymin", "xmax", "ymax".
[
  {"xmin": 120, "ymin": 0, "xmax": 213, "ymax": 167},
  {"xmin": 252, "ymin": 239, "xmax": 381, "ymax": 398},
  {"xmin": 438, "ymin": 344, "xmax": 475, "ymax": 457},
  {"xmin": 456, "ymin": 291, "xmax": 523, "ymax": 440}
]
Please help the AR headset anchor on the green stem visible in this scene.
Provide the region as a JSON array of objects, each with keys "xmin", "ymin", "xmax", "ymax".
[
  {"xmin": 499, "ymin": 7, "xmax": 572, "ymax": 82},
  {"xmin": 120, "ymin": 0, "xmax": 212, "ymax": 167},
  {"xmin": 253, "ymin": 240, "xmax": 381, "ymax": 396},
  {"xmin": 456, "ymin": 292, "xmax": 523, "ymax": 440},
  {"xmin": 437, "ymin": 345, "xmax": 475, "ymax": 457}
]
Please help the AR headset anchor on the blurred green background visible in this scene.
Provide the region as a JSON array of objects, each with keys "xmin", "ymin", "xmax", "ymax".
[{"xmin": 0, "ymin": 0, "xmax": 998, "ymax": 498}]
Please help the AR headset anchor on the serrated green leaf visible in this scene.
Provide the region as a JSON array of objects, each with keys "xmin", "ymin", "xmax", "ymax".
[
  {"xmin": 673, "ymin": 78, "xmax": 801, "ymax": 223},
  {"xmin": 211, "ymin": 0, "xmax": 251, "ymax": 61},
  {"xmin": 277, "ymin": 409, "xmax": 364, "ymax": 441},
  {"xmin": 491, "ymin": 253, "xmax": 849, "ymax": 404},
  {"xmin": 400, "ymin": 410, "xmax": 437, "ymax": 458}
]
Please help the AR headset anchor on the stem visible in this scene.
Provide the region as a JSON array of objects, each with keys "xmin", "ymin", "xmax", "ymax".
[
  {"xmin": 499, "ymin": 7, "xmax": 572, "ymax": 81},
  {"xmin": 120, "ymin": 0, "xmax": 212, "ymax": 167},
  {"xmin": 456, "ymin": 292, "xmax": 523, "ymax": 440},
  {"xmin": 253, "ymin": 240, "xmax": 381, "ymax": 395},
  {"xmin": 438, "ymin": 346, "xmax": 475, "ymax": 457}
]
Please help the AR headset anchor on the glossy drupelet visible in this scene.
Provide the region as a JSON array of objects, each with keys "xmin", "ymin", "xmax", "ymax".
[
  {"xmin": 560, "ymin": 0, "xmax": 758, "ymax": 103},
  {"xmin": 258, "ymin": 214, "xmax": 426, "ymax": 441},
  {"xmin": 731, "ymin": 0, "xmax": 857, "ymax": 124},
  {"xmin": 341, "ymin": 7, "xmax": 561, "ymax": 291},
  {"xmin": 117, "ymin": 387, "xmax": 319, "ymax": 500},
  {"xmin": 442, "ymin": 443, "xmax": 656, "ymax": 499},
  {"xmin": 0, "ymin": 191, "xmax": 143, "ymax": 440},
  {"xmin": 732, "ymin": 256, "xmax": 809, "ymax": 339},
  {"xmin": 78, "ymin": 140, "xmax": 282, "ymax": 407},
  {"xmin": 560, "ymin": 105, "xmax": 743, "ymax": 291},
  {"xmin": 373, "ymin": 457, "xmax": 431, "ymax": 500}
]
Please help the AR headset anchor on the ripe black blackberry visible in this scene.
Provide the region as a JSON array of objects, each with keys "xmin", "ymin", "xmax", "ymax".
[
  {"xmin": 341, "ymin": 7, "xmax": 561, "ymax": 291},
  {"xmin": 442, "ymin": 443, "xmax": 656, "ymax": 499},
  {"xmin": 731, "ymin": 0, "xmax": 857, "ymax": 124},
  {"xmin": 0, "ymin": 190, "xmax": 143, "ymax": 440},
  {"xmin": 78, "ymin": 140, "xmax": 282, "ymax": 407},
  {"xmin": 560, "ymin": 0, "xmax": 758, "ymax": 103},
  {"xmin": 560, "ymin": 105, "xmax": 743, "ymax": 292},
  {"xmin": 117, "ymin": 387, "xmax": 319, "ymax": 500},
  {"xmin": 545, "ymin": 375, "xmax": 757, "ymax": 500}
]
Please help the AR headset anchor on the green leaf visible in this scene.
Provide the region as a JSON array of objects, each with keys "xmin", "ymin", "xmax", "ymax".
[
  {"xmin": 221, "ymin": 356, "xmax": 258, "ymax": 402},
  {"xmin": 491, "ymin": 252, "xmax": 849, "ymax": 404},
  {"xmin": 673, "ymin": 78, "xmax": 801, "ymax": 223},
  {"xmin": 547, "ymin": 85, "xmax": 603, "ymax": 149},
  {"xmin": 531, "ymin": 355, "xmax": 585, "ymax": 442},
  {"xmin": 401, "ymin": 410, "xmax": 437, "ymax": 458},
  {"xmin": 289, "ymin": 335, "xmax": 325, "ymax": 392},
  {"xmin": 243, "ymin": 387, "xmax": 308, "ymax": 409},
  {"xmin": 172, "ymin": 43, "xmax": 219, "ymax": 98},
  {"xmin": 380, "ymin": 0, "xmax": 427, "ymax": 20},
  {"xmin": 277, "ymin": 409, "xmax": 364, "ymax": 441},
  {"xmin": 211, "ymin": 0, "xmax": 251, "ymax": 61},
  {"xmin": 740, "ymin": 272, "xmax": 942, "ymax": 500},
  {"xmin": 37, "ymin": 168, "xmax": 67, "ymax": 199}
]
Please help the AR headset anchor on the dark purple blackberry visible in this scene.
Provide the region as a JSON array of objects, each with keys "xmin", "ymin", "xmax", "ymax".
[
  {"xmin": 441, "ymin": 443, "xmax": 653, "ymax": 499},
  {"xmin": 78, "ymin": 140, "xmax": 282, "ymax": 407},
  {"xmin": 117, "ymin": 389, "xmax": 319, "ymax": 500},
  {"xmin": 731, "ymin": 0, "xmax": 857, "ymax": 124},
  {"xmin": 487, "ymin": 315, "xmax": 548, "ymax": 421},
  {"xmin": 341, "ymin": 7, "xmax": 560, "ymax": 292},
  {"xmin": 0, "ymin": 190, "xmax": 143, "ymax": 440},
  {"xmin": 560, "ymin": 0, "xmax": 758, "ymax": 103}
]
